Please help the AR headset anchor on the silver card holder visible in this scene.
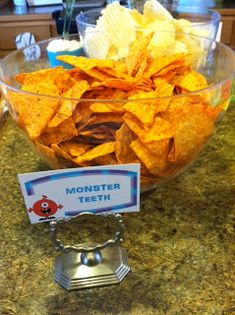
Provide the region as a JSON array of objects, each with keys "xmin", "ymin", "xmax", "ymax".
[{"xmin": 50, "ymin": 212, "xmax": 130, "ymax": 290}]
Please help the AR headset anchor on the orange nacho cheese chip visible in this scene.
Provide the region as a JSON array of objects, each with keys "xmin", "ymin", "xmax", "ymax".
[
  {"xmin": 74, "ymin": 142, "xmax": 115, "ymax": 164},
  {"xmin": 115, "ymin": 123, "xmax": 140, "ymax": 164},
  {"xmin": 130, "ymin": 138, "xmax": 169, "ymax": 176},
  {"xmin": 48, "ymin": 80, "xmax": 89, "ymax": 128},
  {"xmin": 9, "ymin": 81, "xmax": 59, "ymax": 140},
  {"xmin": 172, "ymin": 70, "xmax": 208, "ymax": 92},
  {"xmin": 11, "ymin": 33, "xmax": 223, "ymax": 188}
]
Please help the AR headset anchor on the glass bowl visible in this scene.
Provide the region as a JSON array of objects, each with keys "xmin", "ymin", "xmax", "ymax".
[
  {"xmin": 76, "ymin": 3, "xmax": 221, "ymax": 60},
  {"xmin": 0, "ymin": 33, "xmax": 234, "ymax": 192},
  {"xmin": 76, "ymin": 4, "xmax": 220, "ymax": 33}
]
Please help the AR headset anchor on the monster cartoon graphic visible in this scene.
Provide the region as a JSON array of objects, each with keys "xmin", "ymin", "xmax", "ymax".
[{"xmin": 28, "ymin": 195, "xmax": 63, "ymax": 221}]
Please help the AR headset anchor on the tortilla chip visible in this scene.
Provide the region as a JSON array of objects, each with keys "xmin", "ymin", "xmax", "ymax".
[
  {"xmin": 88, "ymin": 113, "xmax": 123, "ymax": 125},
  {"xmin": 163, "ymin": 98, "xmax": 215, "ymax": 163},
  {"xmin": 136, "ymin": 85, "xmax": 173, "ymax": 114},
  {"xmin": 85, "ymin": 68, "xmax": 115, "ymax": 81},
  {"xmin": 35, "ymin": 141, "xmax": 62, "ymax": 169},
  {"xmin": 155, "ymin": 61, "xmax": 183, "ymax": 78},
  {"xmin": 57, "ymin": 55, "xmax": 114, "ymax": 71},
  {"xmin": 126, "ymin": 32, "xmax": 153, "ymax": 77},
  {"xmin": 15, "ymin": 67, "xmax": 75, "ymax": 94},
  {"xmin": 114, "ymin": 60, "xmax": 128, "ymax": 75},
  {"xmin": 115, "ymin": 123, "xmax": 139, "ymax": 164},
  {"xmin": 130, "ymin": 138, "xmax": 167, "ymax": 176},
  {"xmin": 144, "ymin": 53, "xmax": 187, "ymax": 79},
  {"xmin": 123, "ymin": 101, "xmax": 156, "ymax": 127},
  {"xmin": 90, "ymin": 102, "xmax": 124, "ymax": 113},
  {"xmin": 40, "ymin": 117, "xmax": 77, "ymax": 145},
  {"xmin": 68, "ymin": 68, "xmax": 91, "ymax": 82},
  {"xmin": 153, "ymin": 78, "xmax": 174, "ymax": 97},
  {"xmin": 14, "ymin": 67, "xmax": 64, "ymax": 84},
  {"xmin": 51, "ymin": 143, "xmax": 75, "ymax": 163},
  {"xmin": 79, "ymin": 130, "xmax": 113, "ymax": 141},
  {"xmin": 72, "ymin": 107, "xmax": 83, "ymax": 123},
  {"xmin": 59, "ymin": 141, "xmax": 92, "ymax": 157},
  {"xmin": 141, "ymin": 117, "xmax": 174, "ymax": 143},
  {"xmin": 172, "ymin": 70, "xmax": 208, "ymax": 91},
  {"xmin": 48, "ymin": 80, "xmax": 89, "ymax": 128},
  {"xmin": 143, "ymin": 138, "xmax": 171, "ymax": 173},
  {"xmin": 53, "ymin": 70, "xmax": 76, "ymax": 94},
  {"xmin": 9, "ymin": 81, "xmax": 59, "ymax": 139},
  {"xmin": 94, "ymin": 153, "xmax": 117, "ymax": 165},
  {"xmin": 123, "ymin": 113, "xmax": 146, "ymax": 139},
  {"xmin": 76, "ymin": 101, "xmax": 93, "ymax": 122},
  {"xmin": 74, "ymin": 142, "xmax": 115, "ymax": 164},
  {"xmin": 124, "ymin": 113, "xmax": 174, "ymax": 143},
  {"xmin": 91, "ymin": 78, "xmax": 136, "ymax": 91}
]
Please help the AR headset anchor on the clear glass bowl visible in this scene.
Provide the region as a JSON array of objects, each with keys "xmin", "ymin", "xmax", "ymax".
[
  {"xmin": 150, "ymin": 3, "xmax": 220, "ymax": 40},
  {"xmin": 76, "ymin": 5, "xmax": 220, "ymax": 33},
  {"xmin": 76, "ymin": 4, "xmax": 220, "ymax": 61},
  {"xmin": 0, "ymin": 34, "xmax": 234, "ymax": 192}
]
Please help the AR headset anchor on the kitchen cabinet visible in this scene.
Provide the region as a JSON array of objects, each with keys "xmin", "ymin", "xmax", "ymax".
[
  {"xmin": 0, "ymin": 20, "xmax": 57, "ymax": 57},
  {"xmin": 217, "ymin": 7, "xmax": 235, "ymax": 49},
  {"xmin": 0, "ymin": 5, "xmax": 60, "ymax": 58}
]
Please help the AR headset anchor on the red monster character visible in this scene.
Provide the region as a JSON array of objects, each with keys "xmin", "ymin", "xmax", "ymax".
[{"xmin": 28, "ymin": 195, "xmax": 63, "ymax": 221}]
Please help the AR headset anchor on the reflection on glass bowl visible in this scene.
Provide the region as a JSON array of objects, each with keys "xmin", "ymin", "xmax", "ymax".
[
  {"xmin": 76, "ymin": 3, "xmax": 221, "ymax": 61},
  {"xmin": 0, "ymin": 33, "xmax": 234, "ymax": 192}
]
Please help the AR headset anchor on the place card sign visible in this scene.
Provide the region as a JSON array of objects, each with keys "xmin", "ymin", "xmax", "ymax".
[{"xmin": 18, "ymin": 164, "xmax": 140, "ymax": 224}]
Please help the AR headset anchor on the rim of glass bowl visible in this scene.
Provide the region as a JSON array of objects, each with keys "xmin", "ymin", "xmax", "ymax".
[
  {"xmin": 0, "ymin": 33, "xmax": 234, "ymax": 104},
  {"xmin": 76, "ymin": 5, "xmax": 221, "ymax": 30}
]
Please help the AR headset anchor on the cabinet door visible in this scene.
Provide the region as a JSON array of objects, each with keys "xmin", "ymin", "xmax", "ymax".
[
  {"xmin": 220, "ymin": 16, "xmax": 234, "ymax": 46},
  {"xmin": 230, "ymin": 20, "xmax": 235, "ymax": 49},
  {"xmin": 0, "ymin": 20, "xmax": 56, "ymax": 50}
]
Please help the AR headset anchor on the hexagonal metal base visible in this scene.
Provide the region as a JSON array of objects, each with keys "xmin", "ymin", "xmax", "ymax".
[{"xmin": 54, "ymin": 245, "xmax": 130, "ymax": 290}]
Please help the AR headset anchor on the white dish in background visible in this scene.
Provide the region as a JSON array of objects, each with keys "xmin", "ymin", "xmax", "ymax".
[
  {"xmin": 13, "ymin": 0, "xmax": 26, "ymax": 5},
  {"xmin": 26, "ymin": 0, "xmax": 63, "ymax": 6}
]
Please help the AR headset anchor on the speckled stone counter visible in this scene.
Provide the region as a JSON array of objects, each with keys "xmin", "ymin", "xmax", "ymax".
[{"xmin": 0, "ymin": 103, "xmax": 235, "ymax": 315}]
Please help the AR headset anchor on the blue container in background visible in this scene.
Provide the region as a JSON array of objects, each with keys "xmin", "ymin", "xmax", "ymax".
[{"xmin": 47, "ymin": 46, "xmax": 85, "ymax": 69}]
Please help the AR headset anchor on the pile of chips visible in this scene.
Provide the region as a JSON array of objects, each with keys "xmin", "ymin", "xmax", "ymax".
[
  {"xmin": 10, "ymin": 33, "xmax": 223, "ymax": 189},
  {"xmin": 80, "ymin": 0, "xmax": 209, "ymax": 62}
]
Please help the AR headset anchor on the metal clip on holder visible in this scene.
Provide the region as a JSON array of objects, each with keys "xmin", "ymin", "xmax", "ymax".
[{"xmin": 50, "ymin": 213, "xmax": 130, "ymax": 290}]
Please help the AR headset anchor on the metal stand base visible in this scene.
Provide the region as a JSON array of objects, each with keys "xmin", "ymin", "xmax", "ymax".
[{"xmin": 55, "ymin": 245, "xmax": 130, "ymax": 290}]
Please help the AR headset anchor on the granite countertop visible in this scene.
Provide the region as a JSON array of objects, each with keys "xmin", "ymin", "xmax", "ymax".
[{"xmin": 0, "ymin": 100, "xmax": 235, "ymax": 315}]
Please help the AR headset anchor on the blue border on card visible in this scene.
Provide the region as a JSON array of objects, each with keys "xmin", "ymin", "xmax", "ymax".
[{"xmin": 24, "ymin": 169, "xmax": 138, "ymax": 214}]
